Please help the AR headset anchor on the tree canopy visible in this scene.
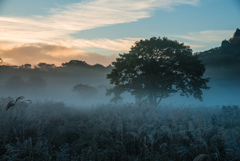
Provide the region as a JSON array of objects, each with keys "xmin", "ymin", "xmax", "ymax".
[
  {"xmin": 72, "ymin": 84, "xmax": 98, "ymax": 99},
  {"xmin": 107, "ymin": 37, "xmax": 210, "ymax": 106},
  {"xmin": 62, "ymin": 60, "xmax": 89, "ymax": 68}
]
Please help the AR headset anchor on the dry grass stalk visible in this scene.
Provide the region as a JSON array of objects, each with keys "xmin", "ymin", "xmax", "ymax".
[
  {"xmin": 5, "ymin": 96, "xmax": 24, "ymax": 111},
  {"xmin": 193, "ymin": 154, "xmax": 209, "ymax": 161}
]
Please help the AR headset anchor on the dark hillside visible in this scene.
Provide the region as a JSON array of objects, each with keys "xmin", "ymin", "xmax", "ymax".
[
  {"xmin": 197, "ymin": 28, "xmax": 240, "ymax": 75},
  {"xmin": 192, "ymin": 29, "xmax": 240, "ymax": 105}
]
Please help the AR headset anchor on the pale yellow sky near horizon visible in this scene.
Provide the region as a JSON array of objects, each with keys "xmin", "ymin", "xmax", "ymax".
[{"xmin": 0, "ymin": 44, "xmax": 119, "ymax": 66}]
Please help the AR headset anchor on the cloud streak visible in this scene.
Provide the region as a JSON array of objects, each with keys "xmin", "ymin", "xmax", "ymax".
[
  {"xmin": 0, "ymin": 0, "xmax": 199, "ymax": 51},
  {"xmin": 173, "ymin": 30, "xmax": 234, "ymax": 42},
  {"xmin": 171, "ymin": 30, "xmax": 234, "ymax": 51}
]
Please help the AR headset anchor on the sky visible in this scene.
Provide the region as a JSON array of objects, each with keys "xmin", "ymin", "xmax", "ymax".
[{"xmin": 0, "ymin": 0, "xmax": 239, "ymax": 66}]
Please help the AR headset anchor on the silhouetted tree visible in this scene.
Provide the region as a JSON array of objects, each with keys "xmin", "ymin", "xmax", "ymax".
[
  {"xmin": 37, "ymin": 62, "xmax": 55, "ymax": 70},
  {"xmin": 27, "ymin": 75, "xmax": 47, "ymax": 90},
  {"xmin": 19, "ymin": 64, "xmax": 31, "ymax": 69},
  {"xmin": 5, "ymin": 75, "xmax": 26, "ymax": 90},
  {"xmin": 72, "ymin": 84, "xmax": 98, "ymax": 99},
  {"xmin": 107, "ymin": 37, "xmax": 210, "ymax": 106},
  {"xmin": 233, "ymin": 28, "xmax": 240, "ymax": 38},
  {"xmin": 92, "ymin": 63, "xmax": 105, "ymax": 69},
  {"xmin": 62, "ymin": 60, "xmax": 90, "ymax": 68}
]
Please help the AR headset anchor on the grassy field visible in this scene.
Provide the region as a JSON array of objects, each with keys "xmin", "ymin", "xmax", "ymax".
[{"xmin": 0, "ymin": 97, "xmax": 239, "ymax": 161}]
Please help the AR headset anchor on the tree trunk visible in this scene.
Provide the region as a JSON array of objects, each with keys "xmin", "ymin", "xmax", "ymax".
[
  {"xmin": 153, "ymin": 93, "xmax": 157, "ymax": 107},
  {"xmin": 157, "ymin": 95, "xmax": 163, "ymax": 106},
  {"xmin": 148, "ymin": 93, "xmax": 157, "ymax": 107},
  {"xmin": 149, "ymin": 93, "xmax": 163, "ymax": 107},
  {"xmin": 149, "ymin": 94, "xmax": 154, "ymax": 107}
]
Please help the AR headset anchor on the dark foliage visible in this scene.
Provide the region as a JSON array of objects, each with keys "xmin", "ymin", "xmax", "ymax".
[
  {"xmin": 62, "ymin": 60, "xmax": 90, "ymax": 68},
  {"xmin": 0, "ymin": 59, "xmax": 112, "ymax": 97},
  {"xmin": 197, "ymin": 28, "xmax": 240, "ymax": 68},
  {"xmin": 27, "ymin": 75, "xmax": 47, "ymax": 90},
  {"xmin": 5, "ymin": 76, "xmax": 26, "ymax": 90},
  {"xmin": 0, "ymin": 99, "xmax": 240, "ymax": 161},
  {"xmin": 37, "ymin": 63, "xmax": 56, "ymax": 71},
  {"xmin": 72, "ymin": 84, "xmax": 98, "ymax": 98},
  {"xmin": 19, "ymin": 64, "xmax": 31, "ymax": 69},
  {"xmin": 107, "ymin": 37, "xmax": 209, "ymax": 106}
]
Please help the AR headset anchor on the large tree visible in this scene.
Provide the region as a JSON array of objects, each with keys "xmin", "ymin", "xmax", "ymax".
[{"xmin": 106, "ymin": 37, "xmax": 210, "ymax": 106}]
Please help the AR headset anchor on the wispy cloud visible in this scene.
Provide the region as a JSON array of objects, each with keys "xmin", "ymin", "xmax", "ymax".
[
  {"xmin": 0, "ymin": 0, "xmax": 199, "ymax": 51},
  {"xmin": 171, "ymin": 30, "xmax": 234, "ymax": 51},
  {"xmin": 46, "ymin": 0, "xmax": 198, "ymax": 31},
  {"xmin": 173, "ymin": 30, "xmax": 234, "ymax": 42},
  {"xmin": 69, "ymin": 38, "xmax": 140, "ymax": 51}
]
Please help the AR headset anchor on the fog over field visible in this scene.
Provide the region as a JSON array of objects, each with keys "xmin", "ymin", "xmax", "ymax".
[
  {"xmin": 0, "ymin": 57, "xmax": 239, "ymax": 107},
  {"xmin": 0, "ymin": 61, "xmax": 113, "ymax": 106},
  {"xmin": 1, "ymin": 46, "xmax": 240, "ymax": 107}
]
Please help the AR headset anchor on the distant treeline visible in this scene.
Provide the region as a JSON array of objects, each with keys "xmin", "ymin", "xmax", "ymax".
[
  {"xmin": 0, "ymin": 59, "xmax": 112, "ymax": 71},
  {"xmin": 0, "ymin": 60, "xmax": 113, "ymax": 97},
  {"xmin": 0, "ymin": 59, "xmax": 113, "ymax": 84}
]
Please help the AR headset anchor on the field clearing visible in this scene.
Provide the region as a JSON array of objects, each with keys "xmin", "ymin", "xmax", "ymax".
[{"xmin": 0, "ymin": 97, "xmax": 239, "ymax": 161}]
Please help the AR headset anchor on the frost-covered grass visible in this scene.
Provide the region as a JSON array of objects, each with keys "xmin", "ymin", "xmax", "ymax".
[{"xmin": 0, "ymin": 97, "xmax": 240, "ymax": 161}]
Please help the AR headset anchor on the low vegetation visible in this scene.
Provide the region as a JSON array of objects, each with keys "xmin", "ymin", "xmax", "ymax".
[{"xmin": 0, "ymin": 97, "xmax": 239, "ymax": 161}]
